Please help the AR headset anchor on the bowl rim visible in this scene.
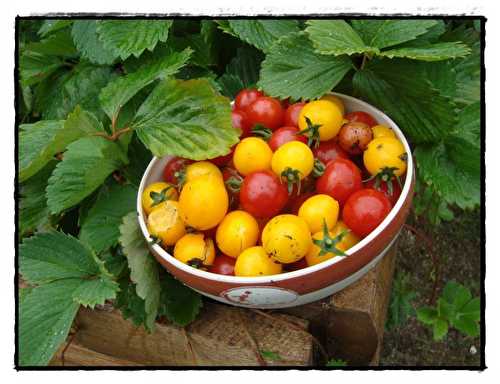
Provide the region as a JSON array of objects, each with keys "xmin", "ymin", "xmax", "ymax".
[{"xmin": 137, "ymin": 92, "xmax": 414, "ymax": 284}]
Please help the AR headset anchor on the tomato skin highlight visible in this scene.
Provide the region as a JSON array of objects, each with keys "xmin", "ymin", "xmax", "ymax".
[
  {"xmin": 315, "ymin": 158, "xmax": 363, "ymax": 206},
  {"xmin": 163, "ymin": 157, "xmax": 193, "ymax": 185},
  {"xmin": 235, "ymin": 88, "xmax": 264, "ymax": 111},
  {"xmin": 344, "ymin": 111, "xmax": 378, "ymax": 127},
  {"xmin": 268, "ymin": 126, "xmax": 308, "ymax": 151},
  {"xmin": 338, "ymin": 122, "xmax": 373, "ymax": 155},
  {"xmin": 246, "ymin": 96, "xmax": 285, "ymax": 130},
  {"xmin": 240, "ymin": 170, "xmax": 288, "ymax": 219},
  {"xmin": 209, "ymin": 254, "xmax": 236, "ymax": 276},
  {"xmin": 342, "ymin": 188, "xmax": 392, "ymax": 237},
  {"xmin": 284, "ymin": 102, "xmax": 306, "ymax": 127},
  {"xmin": 215, "ymin": 210, "xmax": 259, "ymax": 258},
  {"xmin": 371, "ymin": 124, "xmax": 396, "ymax": 139},
  {"xmin": 232, "ymin": 109, "xmax": 252, "ymax": 138},
  {"xmin": 312, "ymin": 140, "xmax": 349, "ymax": 166}
]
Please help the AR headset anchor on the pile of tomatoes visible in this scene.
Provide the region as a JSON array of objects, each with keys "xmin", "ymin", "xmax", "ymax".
[{"xmin": 141, "ymin": 89, "xmax": 408, "ymax": 277}]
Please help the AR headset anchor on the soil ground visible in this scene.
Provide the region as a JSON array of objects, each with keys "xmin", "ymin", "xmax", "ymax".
[{"xmin": 379, "ymin": 209, "xmax": 482, "ymax": 366}]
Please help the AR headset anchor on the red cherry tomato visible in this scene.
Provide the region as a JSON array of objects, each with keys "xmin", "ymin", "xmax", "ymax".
[
  {"xmin": 312, "ymin": 139, "xmax": 349, "ymax": 166},
  {"xmin": 209, "ymin": 145, "xmax": 235, "ymax": 167},
  {"xmin": 281, "ymin": 98, "xmax": 291, "ymax": 109},
  {"xmin": 268, "ymin": 126, "xmax": 308, "ymax": 151},
  {"xmin": 316, "ymin": 158, "xmax": 362, "ymax": 206},
  {"xmin": 209, "ymin": 254, "xmax": 236, "ymax": 276},
  {"xmin": 163, "ymin": 157, "xmax": 193, "ymax": 185},
  {"xmin": 364, "ymin": 178, "xmax": 402, "ymax": 206},
  {"xmin": 284, "ymin": 102, "xmax": 306, "ymax": 127},
  {"xmin": 344, "ymin": 111, "xmax": 378, "ymax": 128},
  {"xmin": 222, "ymin": 166, "xmax": 242, "ymax": 208},
  {"xmin": 287, "ymin": 191, "xmax": 315, "ymax": 215},
  {"xmin": 235, "ymin": 88, "xmax": 264, "ymax": 111},
  {"xmin": 232, "ymin": 109, "xmax": 252, "ymax": 138},
  {"xmin": 246, "ymin": 97, "xmax": 285, "ymax": 130},
  {"xmin": 240, "ymin": 170, "xmax": 288, "ymax": 218},
  {"xmin": 342, "ymin": 189, "xmax": 392, "ymax": 237}
]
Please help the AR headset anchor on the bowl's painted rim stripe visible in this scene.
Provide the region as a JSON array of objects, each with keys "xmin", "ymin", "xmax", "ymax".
[{"xmin": 136, "ymin": 92, "xmax": 414, "ymax": 284}]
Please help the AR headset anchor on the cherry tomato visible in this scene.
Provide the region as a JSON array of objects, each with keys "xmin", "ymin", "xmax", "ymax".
[
  {"xmin": 271, "ymin": 141, "xmax": 314, "ymax": 182},
  {"xmin": 287, "ymin": 191, "xmax": 315, "ymax": 215},
  {"xmin": 338, "ymin": 122, "xmax": 373, "ymax": 155},
  {"xmin": 235, "ymin": 88, "xmax": 264, "ymax": 111},
  {"xmin": 363, "ymin": 137, "xmax": 407, "ymax": 177},
  {"xmin": 185, "ymin": 161, "xmax": 223, "ymax": 182},
  {"xmin": 371, "ymin": 124, "xmax": 396, "ymax": 139},
  {"xmin": 163, "ymin": 157, "xmax": 193, "ymax": 185},
  {"xmin": 298, "ymin": 194, "xmax": 339, "ymax": 233},
  {"xmin": 320, "ymin": 94, "xmax": 345, "ymax": 115},
  {"xmin": 142, "ymin": 182, "xmax": 178, "ymax": 215},
  {"xmin": 268, "ymin": 126, "xmax": 308, "ymax": 151},
  {"xmin": 233, "ymin": 137, "xmax": 273, "ymax": 176},
  {"xmin": 365, "ymin": 178, "xmax": 402, "ymax": 206},
  {"xmin": 209, "ymin": 254, "xmax": 236, "ymax": 276},
  {"xmin": 216, "ymin": 210, "xmax": 259, "ymax": 258},
  {"xmin": 222, "ymin": 166, "xmax": 242, "ymax": 207},
  {"xmin": 174, "ymin": 233, "xmax": 215, "ymax": 268},
  {"xmin": 316, "ymin": 158, "xmax": 362, "ymax": 206},
  {"xmin": 284, "ymin": 102, "xmax": 306, "ymax": 127},
  {"xmin": 240, "ymin": 170, "xmax": 288, "ymax": 219},
  {"xmin": 246, "ymin": 96, "xmax": 285, "ymax": 130},
  {"xmin": 344, "ymin": 111, "xmax": 377, "ymax": 127},
  {"xmin": 262, "ymin": 214, "xmax": 312, "ymax": 264},
  {"xmin": 234, "ymin": 246, "xmax": 282, "ymax": 277},
  {"xmin": 147, "ymin": 200, "xmax": 186, "ymax": 246},
  {"xmin": 209, "ymin": 146, "xmax": 235, "ymax": 167},
  {"xmin": 298, "ymin": 100, "xmax": 344, "ymax": 143},
  {"xmin": 331, "ymin": 220, "xmax": 360, "ymax": 251},
  {"xmin": 312, "ymin": 139, "xmax": 349, "ymax": 166},
  {"xmin": 232, "ymin": 109, "xmax": 252, "ymax": 138},
  {"xmin": 281, "ymin": 98, "xmax": 290, "ymax": 109},
  {"xmin": 179, "ymin": 175, "xmax": 228, "ymax": 230},
  {"xmin": 342, "ymin": 189, "xmax": 392, "ymax": 237}
]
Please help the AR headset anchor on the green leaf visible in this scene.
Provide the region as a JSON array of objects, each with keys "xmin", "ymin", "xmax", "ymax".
[
  {"xmin": 72, "ymin": 275, "xmax": 119, "ymax": 308},
  {"xmin": 326, "ymin": 358, "xmax": 347, "ymax": 367},
  {"xmin": 442, "ymin": 280, "xmax": 472, "ymax": 308},
  {"xmin": 99, "ymin": 47, "xmax": 191, "ymax": 121},
  {"xmin": 100, "ymin": 248, "xmax": 128, "ymax": 279},
  {"xmin": 215, "ymin": 20, "xmax": 237, "ymax": 37},
  {"xmin": 97, "ymin": 20, "xmax": 172, "ymax": 60},
  {"xmin": 217, "ymin": 74, "xmax": 245, "ymax": 99},
  {"xmin": 114, "ymin": 277, "xmax": 148, "ymax": 327},
  {"xmin": 158, "ymin": 272, "xmax": 202, "ymax": 327},
  {"xmin": 260, "ymin": 350, "xmax": 282, "ymax": 361},
  {"xmin": 306, "ymin": 20, "xmax": 376, "ymax": 56},
  {"xmin": 353, "ymin": 59, "xmax": 456, "ymax": 143},
  {"xmin": 25, "ymin": 29, "xmax": 77, "ymax": 57},
  {"xmin": 258, "ymin": 32, "xmax": 353, "ymax": 100},
  {"xmin": 46, "ymin": 136, "xmax": 127, "ymax": 214},
  {"xmin": 453, "ymin": 316, "xmax": 479, "ymax": 337},
  {"xmin": 386, "ymin": 272, "xmax": 416, "ymax": 330},
  {"xmin": 38, "ymin": 20, "xmax": 73, "ymax": 37},
  {"xmin": 19, "ymin": 279, "xmax": 81, "ymax": 366},
  {"xmin": 379, "ymin": 42, "xmax": 471, "ymax": 61},
  {"xmin": 170, "ymin": 21, "xmax": 217, "ymax": 68},
  {"xmin": 224, "ymin": 46, "xmax": 264, "ymax": 88},
  {"xmin": 20, "ymin": 231, "xmax": 101, "ymax": 284},
  {"xmin": 79, "ymin": 183, "xmax": 138, "ymax": 253},
  {"xmin": 132, "ymin": 78, "xmax": 239, "ymax": 159},
  {"xmin": 416, "ymin": 307, "xmax": 438, "ymax": 325},
  {"xmin": 121, "ymin": 133, "xmax": 153, "ymax": 187},
  {"xmin": 71, "ymin": 20, "xmax": 118, "ymax": 65},
  {"xmin": 351, "ymin": 20, "xmax": 439, "ymax": 49},
  {"xmin": 438, "ymin": 298, "xmax": 455, "ymax": 319},
  {"xmin": 228, "ymin": 19, "xmax": 300, "ymax": 52},
  {"xmin": 119, "ymin": 212, "xmax": 160, "ymax": 331},
  {"xmin": 433, "ymin": 318, "xmax": 449, "ymax": 340},
  {"xmin": 20, "ymin": 51, "xmax": 62, "ymax": 86},
  {"xmin": 19, "ymin": 161, "xmax": 56, "ymax": 237}
]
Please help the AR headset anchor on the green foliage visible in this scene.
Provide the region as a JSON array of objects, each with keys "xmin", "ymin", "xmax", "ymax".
[
  {"xmin": 71, "ymin": 21, "xmax": 118, "ymax": 65},
  {"xmin": 416, "ymin": 281, "xmax": 480, "ymax": 340},
  {"xmin": 260, "ymin": 350, "xmax": 282, "ymax": 361},
  {"xmin": 326, "ymin": 358, "xmax": 347, "ymax": 366},
  {"xmin": 386, "ymin": 272, "xmax": 417, "ymax": 330}
]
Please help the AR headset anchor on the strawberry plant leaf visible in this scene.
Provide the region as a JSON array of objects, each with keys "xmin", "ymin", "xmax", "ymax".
[
  {"xmin": 121, "ymin": 133, "xmax": 153, "ymax": 187},
  {"xmin": 97, "ymin": 20, "xmax": 172, "ymax": 60},
  {"xmin": 379, "ymin": 42, "xmax": 471, "ymax": 61},
  {"xmin": 99, "ymin": 47, "xmax": 191, "ymax": 121},
  {"xmin": 114, "ymin": 277, "xmax": 148, "ymax": 327},
  {"xmin": 224, "ymin": 46, "xmax": 264, "ymax": 88},
  {"xmin": 170, "ymin": 21, "xmax": 217, "ymax": 68},
  {"xmin": 20, "ymin": 51, "xmax": 63, "ymax": 86},
  {"xmin": 119, "ymin": 212, "xmax": 161, "ymax": 331},
  {"xmin": 386, "ymin": 272, "xmax": 417, "ymax": 330},
  {"xmin": 351, "ymin": 20, "xmax": 439, "ymax": 49},
  {"xmin": 38, "ymin": 20, "xmax": 73, "ymax": 37},
  {"xmin": 416, "ymin": 307, "xmax": 438, "ymax": 325},
  {"xmin": 228, "ymin": 19, "xmax": 300, "ymax": 52},
  {"xmin": 326, "ymin": 359, "xmax": 347, "ymax": 367},
  {"xmin": 25, "ymin": 28, "xmax": 77, "ymax": 57},
  {"xmin": 305, "ymin": 20, "xmax": 376, "ymax": 56},
  {"xmin": 258, "ymin": 32, "xmax": 353, "ymax": 100},
  {"xmin": 132, "ymin": 78, "xmax": 239, "ymax": 159},
  {"xmin": 79, "ymin": 183, "xmax": 138, "ymax": 253},
  {"xmin": 433, "ymin": 318, "xmax": 449, "ymax": 340},
  {"xmin": 46, "ymin": 136, "xmax": 128, "ymax": 214},
  {"xmin": 71, "ymin": 20, "xmax": 118, "ymax": 65},
  {"xmin": 72, "ymin": 275, "xmax": 119, "ymax": 308}
]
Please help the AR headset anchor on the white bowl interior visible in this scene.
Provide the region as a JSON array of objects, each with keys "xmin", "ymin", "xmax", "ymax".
[{"xmin": 137, "ymin": 93, "xmax": 414, "ymax": 284}]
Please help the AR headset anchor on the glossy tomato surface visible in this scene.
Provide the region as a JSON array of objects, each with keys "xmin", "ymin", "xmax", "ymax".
[
  {"xmin": 364, "ymin": 178, "xmax": 402, "ymax": 206},
  {"xmin": 312, "ymin": 139, "xmax": 349, "ymax": 166},
  {"xmin": 268, "ymin": 126, "xmax": 308, "ymax": 151},
  {"xmin": 344, "ymin": 111, "xmax": 378, "ymax": 127},
  {"xmin": 240, "ymin": 170, "xmax": 288, "ymax": 218},
  {"xmin": 163, "ymin": 157, "xmax": 193, "ymax": 185},
  {"xmin": 246, "ymin": 96, "xmax": 285, "ymax": 130},
  {"xmin": 235, "ymin": 88, "xmax": 264, "ymax": 111},
  {"xmin": 316, "ymin": 158, "xmax": 362, "ymax": 206},
  {"xmin": 209, "ymin": 254, "xmax": 236, "ymax": 276},
  {"xmin": 232, "ymin": 109, "xmax": 252, "ymax": 138},
  {"xmin": 342, "ymin": 188, "xmax": 392, "ymax": 237},
  {"xmin": 284, "ymin": 102, "xmax": 306, "ymax": 127}
]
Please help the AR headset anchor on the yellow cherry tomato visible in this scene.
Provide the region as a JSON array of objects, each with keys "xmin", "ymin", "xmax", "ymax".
[
  {"xmin": 179, "ymin": 175, "xmax": 228, "ymax": 230},
  {"xmin": 234, "ymin": 246, "xmax": 282, "ymax": 277},
  {"xmin": 142, "ymin": 182, "xmax": 178, "ymax": 216},
  {"xmin": 372, "ymin": 125, "xmax": 396, "ymax": 139},
  {"xmin": 174, "ymin": 233, "xmax": 215, "ymax": 268},
  {"xmin": 320, "ymin": 94, "xmax": 345, "ymax": 115},
  {"xmin": 233, "ymin": 137, "xmax": 273, "ymax": 176},
  {"xmin": 363, "ymin": 137, "xmax": 407, "ymax": 177},
  {"xmin": 298, "ymin": 194, "xmax": 339, "ymax": 233},
  {"xmin": 147, "ymin": 201, "xmax": 186, "ymax": 246},
  {"xmin": 271, "ymin": 141, "xmax": 314, "ymax": 181},
  {"xmin": 298, "ymin": 100, "xmax": 344, "ymax": 142},
  {"xmin": 185, "ymin": 161, "xmax": 223, "ymax": 182},
  {"xmin": 216, "ymin": 210, "xmax": 260, "ymax": 258},
  {"xmin": 331, "ymin": 220, "xmax": 360, "ymax": 251},
  {"xmin": 262, "ymin": 214, "xmax": 312, "ymax": 264}
]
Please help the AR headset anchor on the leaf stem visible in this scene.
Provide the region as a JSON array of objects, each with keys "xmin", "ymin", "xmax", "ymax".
[
  {"xmin": 360, "ymin": 54, "xmax": 368, "ymax": 70},
  {"xmin": 93, "ymin": 127, "xmax": 131, "ymax": 142}
]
